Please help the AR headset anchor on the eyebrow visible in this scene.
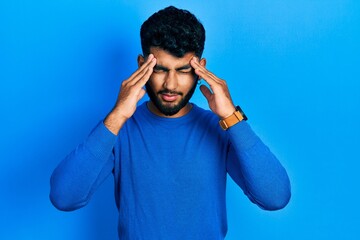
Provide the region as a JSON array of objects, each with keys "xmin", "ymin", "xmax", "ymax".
[
  {"xmin": 176, "ymin": 64, "xmax": 192, "ymax": 71},
  {"xmin": 154, "ymin": 64, "xmax": 192, "ymax": 71},
  {"xmin": 154, "ymin": 65, "xmax": 169, "ymax": 71}
]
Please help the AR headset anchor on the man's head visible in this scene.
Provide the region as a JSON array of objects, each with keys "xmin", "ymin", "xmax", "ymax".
[
  {"xmin": 139, "ymin": 6, "xmax": 206, "ymax": 117},
  {"xmin": 140, "ymin": 6, "xmax": 205, "ymax": 58}
]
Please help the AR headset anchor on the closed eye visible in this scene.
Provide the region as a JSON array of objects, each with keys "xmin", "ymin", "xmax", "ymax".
[
  {"xmin": 153, "ymin": 68, "xmax": 165, "ymax": 73},
  {"xmin": 179, "ymin": 69, "xmax": 192, "ymax": 73},
  {"xmin": 177, "ymin": 65, "xmax": 193, "ymax": 74}
]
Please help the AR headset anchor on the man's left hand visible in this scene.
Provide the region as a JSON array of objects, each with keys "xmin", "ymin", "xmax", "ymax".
[{"xmin": 190, "ymin": 57, "xmax": 236, "ymax": 119}]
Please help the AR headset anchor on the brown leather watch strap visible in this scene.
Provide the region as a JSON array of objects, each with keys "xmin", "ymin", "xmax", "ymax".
[{"xmin": 219, "ymin": 107, "xmax": 246, "ymax": 130}]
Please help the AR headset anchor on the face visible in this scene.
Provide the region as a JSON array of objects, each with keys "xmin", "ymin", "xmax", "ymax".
[{"xmin": 139, "ymin": 47, "xmax": 206, "ymax": 117}]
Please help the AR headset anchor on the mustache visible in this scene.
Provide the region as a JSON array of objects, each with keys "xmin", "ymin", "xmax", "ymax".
[{"xmin": 158, "ymin": 89, "xmax": 183, "ymax": 96}]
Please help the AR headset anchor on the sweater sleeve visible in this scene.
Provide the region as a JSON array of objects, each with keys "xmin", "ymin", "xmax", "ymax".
[
  {"xmin": 226, "ymin": 121, "xmax": 291, "ymax": 210},
  {"xmin": 50, "ymin": 121, "xmax": 117, "ymax": 211}
]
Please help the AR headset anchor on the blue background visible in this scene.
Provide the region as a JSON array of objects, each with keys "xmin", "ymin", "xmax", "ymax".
[{"xmin": 1, "ymin": 0, "xmax": 359, "ymax": 239}]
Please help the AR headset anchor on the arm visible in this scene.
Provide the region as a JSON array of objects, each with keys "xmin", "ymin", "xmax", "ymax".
[
  {"xmin": 50, "ymin": 54, "xmax": 157, "ymax": 211},
  {"xmin": 190, "ymin": 57, "xmax": 291, "ymax": 210},
  {"xmin": 226, "ymin": 121, "xmax": 291, "ymax": 210},
  {"xmin": 50, "ymin": 122, "xmax": 117, "ymax": 211}
]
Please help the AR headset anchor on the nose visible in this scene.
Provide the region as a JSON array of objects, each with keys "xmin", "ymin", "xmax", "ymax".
[{"xmin": 163, "ymin": 71, "xmax": 178, "ymax": 91}]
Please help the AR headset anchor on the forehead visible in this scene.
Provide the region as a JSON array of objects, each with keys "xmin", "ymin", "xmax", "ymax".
[{"xmin": 149, "ymin": 47, "xmax": 195, "ymax": 68}]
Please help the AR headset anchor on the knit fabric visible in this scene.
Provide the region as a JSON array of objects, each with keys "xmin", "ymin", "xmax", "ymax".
[{"xmin": 50, "ymin": 102, "xmax": 291, "ymax": 239}]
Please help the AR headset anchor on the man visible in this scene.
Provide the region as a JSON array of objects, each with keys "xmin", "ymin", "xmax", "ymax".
[{"xmin": 50, "ymin": 6, "xmax": 291, "ymax": 239}]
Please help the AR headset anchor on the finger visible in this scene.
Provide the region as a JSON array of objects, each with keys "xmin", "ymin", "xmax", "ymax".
[
  {"xmin": 133, "ymin": 59, "xmax": 156, "ymax": 88},
  {"xmin": 128, "ymin": 57, "xmax": 156, "ymax": 86},
  {"xmin": 194, "ymin": 68, "xmax": 218, "ymax": 87},
  {"xmin": 125, "ymin": 54, "xmax": 155, "ymax": 84},
  {"xmin": 128, "ymin": 55, "xmax": 155, "ymax": 82},
  {"xmin": 192, "ymin": 57, "xmax": 217, "ymax": 78},
  {"xmin": 200, "ymin": 84, "xmax": 213, "ymax": 102},
  {"xmin": 190, "ymin": 58, "xmax": 220, "ymax": 85},
  {"xmin": 190, "ymin": 57, "xmax": 218, "ymax": 79},
  {"xmin": 132, "ymin": 54, "xmax": 154, "ymax": 77}
]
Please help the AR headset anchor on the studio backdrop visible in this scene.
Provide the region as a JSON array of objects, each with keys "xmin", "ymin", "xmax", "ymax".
[{"xmin": 0, "ymin": 0, "xmax": 359, "ymax": 239}]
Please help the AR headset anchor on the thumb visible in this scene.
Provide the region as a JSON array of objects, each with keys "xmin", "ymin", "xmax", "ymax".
[{"xmin": 200, "ymin": 85, "xmax": 212, "ymax": 102}]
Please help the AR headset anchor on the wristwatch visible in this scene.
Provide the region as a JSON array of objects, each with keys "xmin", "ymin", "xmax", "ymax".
[{"xmin": 219, "ymin": 106, "xmax": 247, "ymax": 130}]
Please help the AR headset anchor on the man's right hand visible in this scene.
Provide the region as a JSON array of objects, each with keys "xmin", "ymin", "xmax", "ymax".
[{"xmin": 104, "ymin": 54, "xmax": 157, "ymax": 135}]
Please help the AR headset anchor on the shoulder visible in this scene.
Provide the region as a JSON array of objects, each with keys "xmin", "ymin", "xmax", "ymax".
[
  {"xmin": 191, "ymin": 103, "xmax": 225, "ymax": 136},
  {"xmin": 192, "ymin": 103, "xmax": 218, "ymax": 122}
]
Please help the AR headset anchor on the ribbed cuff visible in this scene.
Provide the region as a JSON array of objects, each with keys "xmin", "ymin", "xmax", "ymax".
[{"xmin": 84, "ymin": 121, "xmax": 118, "ymax": 160}]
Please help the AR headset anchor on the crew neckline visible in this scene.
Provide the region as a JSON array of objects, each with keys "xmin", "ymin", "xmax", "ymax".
[{"xmin": 139, "ymin": 101, "xmax": 199, "ymax": 125}]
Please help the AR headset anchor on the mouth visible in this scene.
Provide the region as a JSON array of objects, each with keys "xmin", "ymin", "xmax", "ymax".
[
  {"xmin": 158, "ymin": 90, "xmax": 183, "ymax": 102},
  {"xmin": 160, "ymin": 93, "xmax": 179, "ymax": 102}
]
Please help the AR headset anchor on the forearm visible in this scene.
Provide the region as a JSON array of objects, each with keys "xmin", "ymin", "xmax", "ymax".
[
  {"xmin": 50, "ymin": 121, "xmax": 117, "ymax": 211},
  {"xmin": 104, "ymin": 108, "xmax": 128, "ymax": 135},
  {"xmin": 227, "ymin": 121, "xmax": 291, "ymax": 210}
]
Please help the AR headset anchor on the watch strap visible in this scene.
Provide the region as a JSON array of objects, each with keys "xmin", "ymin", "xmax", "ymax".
[{"xmin": 219, "ymin": 106, "xmax": 247, "ymax": 130}]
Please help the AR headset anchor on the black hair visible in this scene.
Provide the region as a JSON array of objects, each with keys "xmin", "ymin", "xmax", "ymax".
[{"xmin": 140, "ymin": 6, "xmax": 205, "ymax": 58}]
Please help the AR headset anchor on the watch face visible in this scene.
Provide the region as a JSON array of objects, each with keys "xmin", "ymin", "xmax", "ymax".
[{"xmin": 236, "ymin": 106, "xmax": 248, "ymax": 121}]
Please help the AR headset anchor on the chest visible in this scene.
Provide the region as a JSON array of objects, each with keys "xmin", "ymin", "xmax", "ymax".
[{"xmin": 117, "ymin": 122, "xmax": 228, "ymax": 192}]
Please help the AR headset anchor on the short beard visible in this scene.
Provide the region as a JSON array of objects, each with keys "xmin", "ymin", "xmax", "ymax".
[{"xmin": 145, "ymin": 80, "xmax": 197, "ymax": 116}]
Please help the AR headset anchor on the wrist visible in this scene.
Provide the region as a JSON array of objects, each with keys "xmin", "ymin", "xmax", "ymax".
[
  {"xmin": 220, "ymin": 105, "xmax": 236, "ymax": 119},
  {"xmin": 219, "ymin": 105, "xmax": 247, "ymax": 130},
  {"xmin": 104, "ymin": 109, "xmax": 128, "ymax": 135}
]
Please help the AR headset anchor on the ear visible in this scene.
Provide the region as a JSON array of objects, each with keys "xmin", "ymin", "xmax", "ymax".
[
  {"xmin": 199, "ymin": 58, "xmax": 206, "ymax": 67},
  {"xmin": 137, "ymin": 54, "xmax": 145, "ymax": 67}
]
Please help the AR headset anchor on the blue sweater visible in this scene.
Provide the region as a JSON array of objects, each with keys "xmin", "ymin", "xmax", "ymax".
[{"xmin": 50, "ymin": 102, "xmax": 290, "ymax": 239}]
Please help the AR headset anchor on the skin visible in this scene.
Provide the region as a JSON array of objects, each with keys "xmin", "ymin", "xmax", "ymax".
[
  {"xmin": 104, "ymin": 47, "xmax": 236, "ymax": 135},
  {"xmin": 140, "ymin": 47, "xmax": 204, "ymax": 118}
]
